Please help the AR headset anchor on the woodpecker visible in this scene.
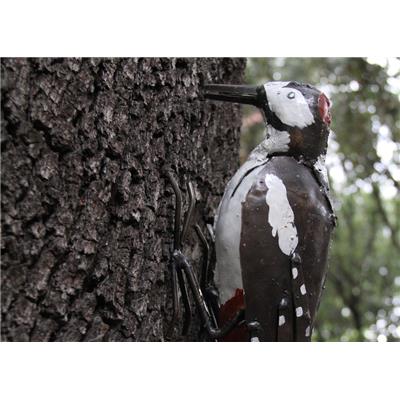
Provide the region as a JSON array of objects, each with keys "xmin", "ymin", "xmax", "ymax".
[
  {"xmin": 165, "ymin": 80, "xmax": 335, "ymax": 342},
  {"xmin": 203, "ymin": 81, "xmax": 336, "ymax": 341}
]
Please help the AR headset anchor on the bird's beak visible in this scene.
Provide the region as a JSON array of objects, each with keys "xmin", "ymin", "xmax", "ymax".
[{"xmin": 203, "ymin": 84, "xmax": 263, "ymax": 107}]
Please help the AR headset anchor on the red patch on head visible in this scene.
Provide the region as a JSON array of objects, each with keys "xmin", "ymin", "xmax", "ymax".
[
  {"xmin": 218, "ymin": 289, "xmax": 247, "ymax": 341},
  {"xmin": 318, "ymin": 93, "xmax": 332, "ymax": 125}
]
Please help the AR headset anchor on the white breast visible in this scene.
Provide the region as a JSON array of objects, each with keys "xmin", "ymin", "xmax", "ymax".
[{"xmin": 214, "ymin": 163, "xmax": 266, "ymax": 305}]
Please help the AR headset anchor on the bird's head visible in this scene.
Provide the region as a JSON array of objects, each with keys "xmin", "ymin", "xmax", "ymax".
[{"xmin": 203, "ymin": 81, "xmax": 332, "ymax": 162}]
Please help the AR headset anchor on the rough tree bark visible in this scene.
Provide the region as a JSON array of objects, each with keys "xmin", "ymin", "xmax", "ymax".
[{"xmin": 1, "ymin": 58, "xmax": 246, "ymax": 341}]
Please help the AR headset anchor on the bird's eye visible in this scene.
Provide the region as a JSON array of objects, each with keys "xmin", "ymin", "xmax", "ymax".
[{"xmin": 287, "ymin": 92, "xmax": 295, "ymax": 99}]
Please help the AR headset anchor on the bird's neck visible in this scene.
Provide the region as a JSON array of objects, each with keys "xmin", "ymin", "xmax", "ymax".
[
  {"xmin": 248, "ymin": 125, "xmax": 291, "ymax": 162},
  {"xmin": 248, "ymin": 124, "xmax": 328, "ymax": 165}
]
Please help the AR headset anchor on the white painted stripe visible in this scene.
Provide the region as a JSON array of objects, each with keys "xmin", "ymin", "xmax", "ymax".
[
  {"xmin": 296, "ymin": 307, "xmax": 303, "ymax": 317},
  {"xmin": 292, "ymin": 267, "xmax": 298, "ymax": 279},
  {"xmin": 251, "ymin": 337, "xmax": 260, "ymax": 342},
  {"xmin": 278, "ymin": 315, "xmax": 286, "ymax": 326},
  {"xmin": 305, "ymin": 326, "xmax": 311, "ymax": 337},
  {"xmin": 300, "ymin": 284, "xmax": 307, "ymax": 295},
  {"xmin": 264, "ymin": 174, "xmax": 298, "ymax": 256},
  {"xmin": 314, "ymin": 154, "xmax": 328, "ymax": 185}
]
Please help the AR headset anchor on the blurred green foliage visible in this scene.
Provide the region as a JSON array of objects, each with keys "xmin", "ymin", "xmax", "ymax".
[{"xmin": 243, "ymin": 58, "xmax": 400, "ymax": 341}]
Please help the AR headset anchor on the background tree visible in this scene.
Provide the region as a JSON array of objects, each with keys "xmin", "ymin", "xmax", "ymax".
[
  {"xmin": 244, "ymin": 57, "xmax": 400, "ymax": 341},
  {"xmin": 1, "ymin": 58, "xmax": 246, "ymax": 341}
]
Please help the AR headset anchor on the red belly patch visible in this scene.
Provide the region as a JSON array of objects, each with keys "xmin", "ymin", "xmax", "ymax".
[{"xmin": 218, "ymin": 288, "xmax": 247, "ymax": 341}]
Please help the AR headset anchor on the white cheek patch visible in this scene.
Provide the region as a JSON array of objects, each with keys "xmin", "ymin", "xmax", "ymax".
[
  {"xmin": 264, "ymin": 174, "xmax": 298, "ymax": 256},
  {"xmin": 264, "ymin": 82, "xmax": 315, "ymax": 129}
]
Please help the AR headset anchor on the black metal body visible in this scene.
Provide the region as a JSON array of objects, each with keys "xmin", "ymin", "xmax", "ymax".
[
  {"xmin": 240, "ymin": 156, "xmax": 334, "ymax": 341},
  {"xmin": 164, "ymin": 80, "xmax": 336, "ymax": 341}
]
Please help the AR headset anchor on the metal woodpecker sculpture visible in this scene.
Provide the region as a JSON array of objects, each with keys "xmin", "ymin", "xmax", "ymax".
[{"xmin": 165, "ymin": 80, "xmax": 336, "ymax": 341}]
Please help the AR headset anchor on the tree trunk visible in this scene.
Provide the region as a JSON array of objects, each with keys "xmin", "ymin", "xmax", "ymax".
[{"xmin": 1, "ymin": 58, "xmax": 246, "ymax": 341}]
